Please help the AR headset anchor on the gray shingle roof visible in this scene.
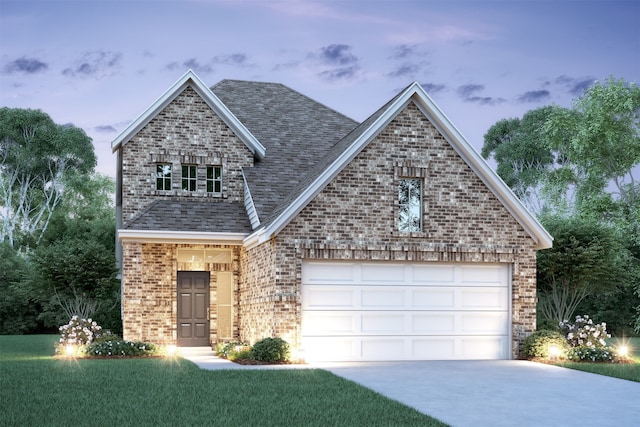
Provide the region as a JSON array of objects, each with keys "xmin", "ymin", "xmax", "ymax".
[
  {"xmin": 126, "ymin": 199, "xmax": 251, "ymax": 233},
  {"xmin": 211, "ymin": 80, "xmax": 359, "ymax": 223}
]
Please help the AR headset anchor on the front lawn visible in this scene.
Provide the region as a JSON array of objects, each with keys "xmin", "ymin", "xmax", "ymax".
[
  {"xmin": 554, "ymin": 337, "xmax": 640, "ymax": 383},
  {"xmin": 0, "ymin": 335, "xmax": 447, "ymax": 426}
]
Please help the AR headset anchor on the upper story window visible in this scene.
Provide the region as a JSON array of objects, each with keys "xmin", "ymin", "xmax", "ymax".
[
  {"xmin": 207, "ymin": 166, "xmax": 222, "ymax": 193},
  {"xmin": 156, "ymin": 164, "xmax": 172, "ymax": 191},
  {"xmin": 181, "ymin": 165, "xmax": 197, "ymax": 191},
  {"xmin": 398, "ymin": 178, "xmax": 422, "ymax": 232}
]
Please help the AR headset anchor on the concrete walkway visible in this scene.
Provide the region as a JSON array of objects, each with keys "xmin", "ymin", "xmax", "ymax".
[{"xmin": 180, "ymin": 348, "xmax": 640, "ymax": 427}]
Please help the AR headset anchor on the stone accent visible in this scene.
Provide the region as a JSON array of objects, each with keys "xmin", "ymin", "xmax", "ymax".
[{"xmin": 120, "ymin": 86, "xmax": 255, "ymax": 226}]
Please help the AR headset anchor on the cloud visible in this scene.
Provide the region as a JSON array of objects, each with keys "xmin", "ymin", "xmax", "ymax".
[
  {"xmin": 312, "ymin": 44, "xmax": 361, "ymax": 82},
  {"xmin": 555, "ymin": 75, "xmax": 595, "ymax": 95},
  {"xmin": 166, "ymin": 58, "xmax": 214, "ymax": 74},
  {"xmin": 421, "ymin": 82, "xmax": 446, "ymax": 94},
  {"xmin": 391, "ymin": 44, "xmax": 416, "ymax": 59},
  {"xmin": 213, "ymin": 53, "xmax": 249, "ymax": 66},
  {"xmin": 319, "ymin": 65, "xmax": 360, "ymax": 82},
  {"xmin": 62, "ymin": 50, "xmax": 122, "ymax": 78},
  {"xmin": 4, "ymin": 56, "xmax": 49, "ymax": 74},
  {"xmin": 457, "ymin": 84, "xmax": 505, "ymax": 105},
  {"xmin": 517, "ymin": 90, "xmax": 551, "ymax": 103},
  {"xmin": 95, "ymin": 125, "xmax": 117, "ymax": 133},
  {"xmin": 317, "ymin": 44, "xmax": 358, "ymax": 66},
  {"xmin": 387, "ymin": 63, "xmax": 421, "ymax": 78}
]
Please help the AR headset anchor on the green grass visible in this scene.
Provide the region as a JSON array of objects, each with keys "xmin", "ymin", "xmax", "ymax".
[
  {"xmin": 0, "ymin": 335, "xmax": 447, "ymax": 427},
  {"xmin": 555, "ymin": 337, "xmax": 640, "ymax": 383}
]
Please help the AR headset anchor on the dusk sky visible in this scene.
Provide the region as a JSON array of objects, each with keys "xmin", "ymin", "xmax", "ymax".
[{"xmin": 1, "ymin": 0, "xmax": 639, "ymax": 178}]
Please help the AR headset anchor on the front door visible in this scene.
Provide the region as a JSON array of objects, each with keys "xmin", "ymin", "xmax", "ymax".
[{"xmin": 177, "ymin": 271, "xmax": 210, "ymax": 346}]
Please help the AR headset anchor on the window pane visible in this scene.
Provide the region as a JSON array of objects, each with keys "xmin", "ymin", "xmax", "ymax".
[
  {"xmin": 206, "ymin": 166, "xmax": 222, "ymax": 193},
  {"xmin": 156, "ymin": 164, "xmax": 172, "ymax": 190},
  {"xmin": 182, "ymin": 165, "xmax": 197, "ymax": 191},
  {"xmin": 398, "ymin": 178, "xmax": 422, "ymax": 232}
]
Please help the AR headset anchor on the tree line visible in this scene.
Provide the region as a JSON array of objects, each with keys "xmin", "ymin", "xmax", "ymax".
[
  {"xmin": 0, "ymin": 108, "xmax": 120, "ymax": 334},
  {"xmin": 1, "ymin": 76, "xmax": 638, "ymax": 337},
  {"xmin": 482, "ymin": 77, "xmax": 640, "ymax": 335}
]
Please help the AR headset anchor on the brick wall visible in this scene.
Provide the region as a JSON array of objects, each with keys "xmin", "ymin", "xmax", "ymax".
[
  {"xmin": 121, "ymin": 242, "xmax": 241, "ymax": 346},
  {"xmin": 246, "ymin": 102, "xmax": 538, "ymax": 357},
  {"xmin": 120, "ymin": 86, "xmax": 255, "ymax": 225}
]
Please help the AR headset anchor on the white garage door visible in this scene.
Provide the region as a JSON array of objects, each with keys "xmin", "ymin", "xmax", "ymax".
[{"xmin": 301, "ymin": 261, "xmax": 511, "ymax": 362}]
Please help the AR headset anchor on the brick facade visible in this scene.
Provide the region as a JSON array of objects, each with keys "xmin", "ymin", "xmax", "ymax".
[
  {"xmin": 239, "ymin": 102, "xmax": 537, "ymax": 357},
  {"xmin": 121, "ymin": 242, "xmax": 241, "ymax": 345},
  {"xmin": 120, "ymin": 86, "xmax": 254, "ymax": 225},
  {"xmin": 118, "ymin": 81, "xmax": 542, "ymax": 359}
]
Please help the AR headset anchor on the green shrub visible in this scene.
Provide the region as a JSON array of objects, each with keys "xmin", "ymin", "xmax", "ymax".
[
  {"xmin": 523, "ymin": 329, "xmax": 570, "ymax": 358},
  {"xmin": 216, "ymin": 341, "xmax": 251, "ymax": 359},
  {"xmin": 567, "ymin": 346, "xmax": 617, "ymax": 362},
  {"xmin": 92, "ymin": 332, "xmax": 121, "ymax": 344},
  {"xmin": 85, "ymin": 340, "xmax": 158, "ymax": 357},
  {"xmin": 250, "ymin": 337, "xmax": 290, "ymax": 363}
]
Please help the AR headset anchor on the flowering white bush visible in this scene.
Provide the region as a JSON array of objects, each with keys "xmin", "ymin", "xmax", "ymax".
[
  {"xmin": 59, "ymin": 315, "xmax": 102, "ymax": 346},
  {"xmin": 560, "ymin": 314, "xmax": 610, "ymax": 349},
  {"xmin": 567, "ymin": 346, "xmax": 617, "ymax": 362}
]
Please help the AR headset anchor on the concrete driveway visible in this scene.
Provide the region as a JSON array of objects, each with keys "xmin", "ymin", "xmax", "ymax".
[
  {"xmin": 182, "ymin": 349, "xmax": 639, "ymax": 427},
  {"xmin": 317, "ymin": 360, "xmax": 639, "ymax": 427}
]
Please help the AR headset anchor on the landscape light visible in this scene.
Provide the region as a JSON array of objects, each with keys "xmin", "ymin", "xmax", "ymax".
[
  {"xmin": 548, "ymin": 344, "xmax": 561, "ymax": 360},
  {"xmin": 65, "ymin": 344, "xmax": 77, "ymax": 357},
  {"xmin": 166, "ymin": 345, "xmax": 177, "ymax": 357},
  {"xmin": 618, "ymin": 345, "xmax": 629, "ymax": 357}
]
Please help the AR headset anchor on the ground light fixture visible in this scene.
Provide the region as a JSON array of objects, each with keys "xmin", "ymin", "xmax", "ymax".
[
  {"xmin": 617, "ymin": 345, "xmax": 629, "ymax": 358},
  {"xmin": 548, "ymin": 344, "xmax": 562, "ymax": 360},
  {"xmin": 165, "ymin": 345, "xmax": 178, "ymax": 357},
  {"xmin": 64, "ymin": 344, "xmax": 78, "ymax": 357}
]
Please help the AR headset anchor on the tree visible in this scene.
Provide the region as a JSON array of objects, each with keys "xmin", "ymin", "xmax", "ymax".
[
  {"xmin": 481, "ymin": 106, "xmax": 556, "ymax": 213},
  {"xmin": 536, "ymin": 216, "xmax": 632, "ymax": 326},
  {"xmin": 543, "ymin": 77, "xmax": 640, "ymax": 218},
  {"xmin": 0, "ymin": 108, "xmax": 96, "ymax": 250},
  {"xmin": 0, "ymin": 242, "xmax": 39, "ymax": 334}
]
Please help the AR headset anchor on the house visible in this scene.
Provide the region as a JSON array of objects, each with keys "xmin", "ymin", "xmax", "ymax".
[{"xmin": 112, "ymin": 70, "xmax": 552, "ymax": 362}]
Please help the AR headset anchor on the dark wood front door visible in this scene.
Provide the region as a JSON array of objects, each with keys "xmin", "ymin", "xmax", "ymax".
[{"xmin": 177, "ymin": 271, "xmax": 210, "ymax": 346}]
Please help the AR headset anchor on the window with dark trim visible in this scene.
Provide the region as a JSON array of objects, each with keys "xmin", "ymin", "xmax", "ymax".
[
  {"xmin": 398, "ymin": 178, "xmax": 422, "ymax": 232},
  {"xmin": 156, "ymin": 164, "xmax": 172, "ymax": 191},
  {"xmin": 181, "ymin": 165, "xmax": 197, "ymax": 191},
  {"xmin": 206, "ymin": 166, "xmax": 222, "ymax": 193}
]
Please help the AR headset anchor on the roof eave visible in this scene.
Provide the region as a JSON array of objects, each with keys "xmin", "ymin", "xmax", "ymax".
[
  {"xmin": 118, "ymin": 229, "xmax": 247, "ymax": 245},
  {"xmin": 110, "ymin": 70, "xmax": 266, "ymax": 159}
]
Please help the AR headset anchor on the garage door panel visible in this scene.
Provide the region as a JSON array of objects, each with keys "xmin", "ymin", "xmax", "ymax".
[
  {"xmin": 460, "ymin": 337, "xmax": 509, "ymax": 359},
  {"xmin": 361, "ymin": 263, "xmax": 406, "ymax": 283},
  {"xmin": 461, "ymin": 288, "xmax": 508, "ymax": 310},
  {"xmin": 411, "ymin": 265, "xmax": 455, "ymax": 283},
  {"xmin": 302, "ymin": 312, "xmax": 357, "ymax": 334},
  {"xmin": 361, "ymin": 338, "xmax": 406, "ymax": 360},
  {"xmin": 412, "ymin": 313, "xmax": 456, "ymax": 333},
  {"xmin": 412, "ymin": 288, "xmax": 456, "ymax": 308},
  {"xmin": 413, "ymin": 338, "xmax": 456, "ymax": 359},
  {"xmin": 302, "ymin": 287, "xmax": 356, "ymax": 309},
  {"xmin": 302, "ymin": 262, "xmax": 356, "ymax": 284},
  {"xmin": 361, "ymin": 289, "xmax": 405, "ymax": 307},
  {"xmin": 361, "ymin": 313, "xmax": 405, "ymax": 333},
  {"xmin": 461, "ymin": 312, "xmax": 509, "ymax": 334},
  {"xmin": 461, "ymin": 265, "xmax": 507, "ymax": 285}
]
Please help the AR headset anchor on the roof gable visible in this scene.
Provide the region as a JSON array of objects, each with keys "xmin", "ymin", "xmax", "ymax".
[
  {"xmin": 246, "ymin": 82, "xmax": 553, "ymax": 250},
  {"xmin": 111, "ymin": 70, "xmax": 266, "ymax": 159}
]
